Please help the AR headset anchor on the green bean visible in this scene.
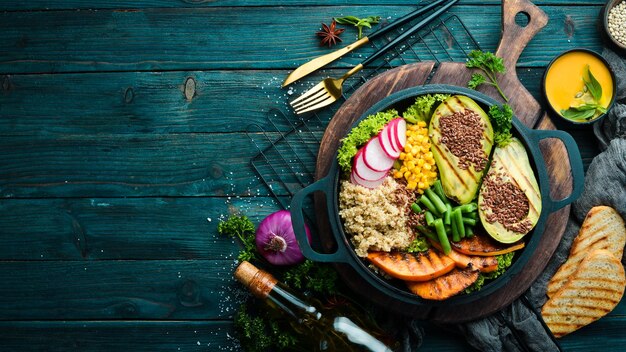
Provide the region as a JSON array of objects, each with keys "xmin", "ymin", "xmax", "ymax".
[
  {"xmin": 433, "ymin": 180, "xmax": 448, "ymax": 204},
  {"xmin": 443, "ymin": 204, "xmax": 452, "ymax": 226},
  {"xmin": 411, "ymin": 203, "xmax": 422, "ymax": 214},
  {"xmin": 424, "ymin": 211, "xmax": 435, "ymax": 226},
  {"xmin": 466, "ymin": 226, "xmax": 474, "ymax": 238},
  {"xmin": 451, "ymin": 214, "xmax": 460, "ymax": 242},
  {"xmin": 425, "ymin": 188, "xmax": 447, "ymax": 215},
  {"xmin": 462, "ymin": 217, "xmax": 476, "ymax": 226},
  {"xmin": 459, "ymin": 203, "xmax": 477, "ymax": 213},
  {"xmin": 454, "ymin": 208, "xmax": 465, "ymax": 239},
  {"xmin": 434, "ymin": 219, "xmax": 451, "ymax": 254},
  {"xmin": 419, "ymin": 196, "xmax": 440, "ymax": 217},
  {"xmin": 416, "ymin": 225, "xmax": 437, "ymax": 242},
  {"xmin": 465, "ymin": 211, "xmax": 478, "ymax": 220}
]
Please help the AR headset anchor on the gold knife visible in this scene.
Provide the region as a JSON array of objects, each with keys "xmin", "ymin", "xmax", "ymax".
[{"xmin": 282, "ymin": 0, "xmax": 449, "ymax": 88}]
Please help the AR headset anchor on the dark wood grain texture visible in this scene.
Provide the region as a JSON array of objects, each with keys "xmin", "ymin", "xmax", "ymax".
[
  {"xmin": 0, "ymin": 260, "xmax": 243, "ymax": 320},
  {"xmin": 0, "ymin": 0, "xmax": 619, "ymax": 350},
  {"xmin": 0, "ymin": 0, "xmax": 607, "ymax": 11},
  {"xmin": 0, "ymin": 5, "xmax": 606, "ymax": 73},
  {"xmin": 313, "ymin": 0, "xmax": 580, "ymax": 323},
  {"xmin": 0, "ymin": 197, "xmax": 283, "ymax": 260}
]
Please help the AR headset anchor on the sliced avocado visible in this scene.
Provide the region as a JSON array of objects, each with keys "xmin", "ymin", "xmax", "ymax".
[
  {"xmin": 429, "ymin": 95, "xmax": 494, "ymax": 204},
  {"xmin": 478, "ymin": 138, "xmax": 542, "ymax": 243}
]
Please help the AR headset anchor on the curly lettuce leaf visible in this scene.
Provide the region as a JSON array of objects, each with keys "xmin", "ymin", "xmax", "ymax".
[
  {"xmin": 337, "ymin": 109, "xmax": 397, "ymax": 173},
  {"xmin": 403, "ymin": 94, "xmax": 450, "ymax": 124},
  {"xmin": 464, "ymin": 251, "xmax": 515, "ymax": 294}
]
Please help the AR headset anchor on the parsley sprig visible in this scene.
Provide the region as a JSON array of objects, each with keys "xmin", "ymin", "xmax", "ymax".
[
  {"xmin": 488, "ymin": 104, "xmax": 513, "ymax": 147},
  {"xmin": 560, "ymin": 65, "xmax": 607, "ymax": 121},
  {"xmin": 217, "ymin": 215, "xmax": 257, "ymax": 262},
  {"xmin": 466, "ymin": 50, "xmax": 509, "ymax": 102}
]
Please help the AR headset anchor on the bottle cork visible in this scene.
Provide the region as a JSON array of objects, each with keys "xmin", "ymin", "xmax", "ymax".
[{"xmin": 234, "ymin": 261, "xmax": 277, "ymax": 299}]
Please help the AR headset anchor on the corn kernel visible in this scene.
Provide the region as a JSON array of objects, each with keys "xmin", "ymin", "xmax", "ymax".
[
  {"xmin": 418, "ymin": 182, "xmax": 425, "ymax": 189},
  {"xmin": 399, "ymin": 167, "xmax": 407, "ymax": 173},
  {"xmin": 393, "ymin": 171, "xmax": 403, "ymax": 178},
  {"xmin": 407, "ymin": 182, "xmax": 417, "ymax": 190},
  {"xmin": 417, "ymin": 121, "xmax": 426, "ymax": 127},
  {"xmin": 423, "ymin": 163, "xmax": 432, "ymax": 170},
  {"xmin": 399, "ymin": 152, "xmax": 406, "ymax": 160},
  {"xmin": 404, "ymin": 171, "xmax": 411, "ymax": 178},
  {"xmin": 404, "ymin": 145, "xmax": 411, "ymax": 153}
]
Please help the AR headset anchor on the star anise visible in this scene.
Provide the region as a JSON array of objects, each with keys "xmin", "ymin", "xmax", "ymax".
[{"xmin": 316, "ymin": 20, "xmax": 345, "ymax": 47}]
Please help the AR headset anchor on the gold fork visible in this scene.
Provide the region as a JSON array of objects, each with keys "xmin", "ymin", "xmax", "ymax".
[
  {"xmin": 289, "ymin": 0, "xmax": 458, "ymax": 115},
  {"xmin": 290, "ymin": 64, "xmax": 364, "ymax": 114}
]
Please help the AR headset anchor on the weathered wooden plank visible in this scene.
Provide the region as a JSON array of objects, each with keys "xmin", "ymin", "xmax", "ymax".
[
  {"xmin": 0, "ymin": 260, "xmax": 245, "ymax": 320},
  {"xmin": 0, "ymin": 0, "xmax": 607, "ymax": 11},
  {"xmin": 0, "ymin": 197, "xmax": 284, "ymax": 260},
  {"xmin": 0, "ymin": 128, "xmax": 597, "ymax": 199},
  {"xmin": 0, "ymin": 68, "xmax": 594, "ymax": 135},
  {"xmin": 1, "ymin": 314, "xmax": 624, "ymax": 352},
  {"xmin": 0, "ymin": 71, "xmax": 299, "ymax": 135},
  {"xmin": 0, "ymin": 132, "xmax": 323, "ymax": 198},
  {"xmin": 0, "ymin": 321, "xmax": 239, "ymax": 351},
  {"xmin": 0, "ymin": 5, "xmax": 603, "ymax": 73}
]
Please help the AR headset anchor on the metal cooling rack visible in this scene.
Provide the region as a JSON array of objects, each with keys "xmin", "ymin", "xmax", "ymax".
[{"xmin": 247, "ymin": 14, "xmax": 481, "ymax": 216}]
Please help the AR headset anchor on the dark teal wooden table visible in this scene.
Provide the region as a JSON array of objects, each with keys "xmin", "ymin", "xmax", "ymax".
[{"xmin": 0, "ymin": 0, "xmax": 623, "ymax": 350}]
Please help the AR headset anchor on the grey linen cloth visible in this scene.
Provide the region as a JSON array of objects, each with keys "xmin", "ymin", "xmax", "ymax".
[{"xmin": 398, "ymin": 49, "xmax": 626, "ymax": 352}]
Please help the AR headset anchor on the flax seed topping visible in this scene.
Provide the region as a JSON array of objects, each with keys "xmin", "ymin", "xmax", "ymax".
[
  {"xmin": 439, "ymin": 110, "xmax": 488, "ymax": 171},
  {"xmin": 480, "ymin": 168, "xmax": 532, "ymax": 233}
]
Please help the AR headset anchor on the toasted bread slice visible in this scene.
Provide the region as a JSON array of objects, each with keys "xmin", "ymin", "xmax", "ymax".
[
  {"xmin": 547, "ymin": 206, "xmax": 626, "ymax": 297},
  {"xmin": 541, "ymin": 249, "xmax": 625, "ymax": 338},
  {"xmin": 406, "ymin": 268, "xmax": 480, "ymax": 300}
]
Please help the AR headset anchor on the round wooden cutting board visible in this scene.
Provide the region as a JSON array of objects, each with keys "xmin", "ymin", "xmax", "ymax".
[{"xmin": 314, "ymin": 0, "xmax": 575, "ymax": 323}]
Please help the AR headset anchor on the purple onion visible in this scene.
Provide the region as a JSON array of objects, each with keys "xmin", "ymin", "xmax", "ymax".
[{"xmin": 255, "ymin": 210, "xmax": 311, "ymax": 266}]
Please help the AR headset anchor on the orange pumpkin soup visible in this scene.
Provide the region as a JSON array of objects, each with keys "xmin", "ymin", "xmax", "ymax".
[{"xmin": 544, "ymin": 50, "xmax": 613, "ymax": 121}]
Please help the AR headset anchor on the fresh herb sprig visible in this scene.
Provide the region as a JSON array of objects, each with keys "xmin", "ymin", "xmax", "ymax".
[
  {"xmin": 217, "ymin": 215, "xmax": 257, "ymax": 262},
  {"xmin": 560, "ymin": 65, "xmax": 607, "ymax": 121},
  {"xmin": 488, "ymin": 104, "xmax": 513, "ymax": 147},
  {"xmin": 335, "ymin": 15, "xmax": 381, "ymax": 39},
  {"xmin": 464, "ymin": 252, "xmax": 515, "ymax": 294},
  {"xmin": 466, "ymin": 50, "xmax": 509, "ymax": 102}
]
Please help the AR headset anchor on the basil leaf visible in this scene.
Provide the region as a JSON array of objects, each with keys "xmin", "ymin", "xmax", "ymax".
[
  {"xmin": 335, "ymin": 16, "xmax": 359, "ymax": 25},
  {"xmin": 584, "ymin": 65, "xmax": 602, "ymax": 102},
  {"xmin": 561, "ymin": 107, "xmax": 596, "ymax": 120},
  {"xmin": 570, "ymin": 104, "xmax": 599, "ymax": 112}
]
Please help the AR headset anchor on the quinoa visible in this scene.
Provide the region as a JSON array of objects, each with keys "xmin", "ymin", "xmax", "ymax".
[{"xmin": 339, "ymin": 177, "xmax": 414, "ymax": 257}]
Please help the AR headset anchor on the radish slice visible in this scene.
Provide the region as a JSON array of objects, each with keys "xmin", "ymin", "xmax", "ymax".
[
  {"xmin": 363, "ymin": 138, "xmax": 395, "ymax": 172},
  {"xmin": 353, "ymin": 149, "xmax": 387, "ymax": 181},
  {"xmin": 378, "ymin": 128, "xmax": 400, "ymax": 159},
  {"xmin": 351, "ymin": 170, "xmax": 386, "ymax": 189},
  {"xmin": 393, "ymin": 118, "xmax": 407, "ymax": 150},
  {"xmin": 386, "ymin": 121, "xmax": 400, "ymax": 153}
]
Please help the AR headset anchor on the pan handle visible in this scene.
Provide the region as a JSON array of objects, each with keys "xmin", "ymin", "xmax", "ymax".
[
  {"xmin": 290, "ymin": 171, "xmax": 351, "ymax": 264},
  {"xmin": 530, "ymin": 128, "xmax": 585, "ymax": 212}
]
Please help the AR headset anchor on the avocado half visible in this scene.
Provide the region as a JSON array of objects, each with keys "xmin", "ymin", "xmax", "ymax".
[
  {"xmin": 428, "ymin": 95, "xmax": 494, "ymax": 204},
  {"xmin": 478, "ymin": 138, "xmax": 542, "ymax": 243}
]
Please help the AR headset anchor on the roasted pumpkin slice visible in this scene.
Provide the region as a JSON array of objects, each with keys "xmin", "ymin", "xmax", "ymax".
[
  {"xmin": 406, "ymin": 268, "xmax": 480, "ymax": 300},
  {"xmin": 367, "ymin": 250, "xmax": 455, "ymax": 282},
  {"xmin": 450, "ymin": 232, "xmax": 524, "ymax": 256},
  {"xmin": 430, "ymin": 241, "xmax": 498, "ymax": 273}
]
